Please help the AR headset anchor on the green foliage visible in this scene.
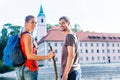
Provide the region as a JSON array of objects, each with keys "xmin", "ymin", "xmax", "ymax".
[
  {"xmin": 0, "ymin": 60, "xmax": 15, "ymax": 73},
  {"xmin": 3, "ymin": 23, "xmax": 12, "ymax": 27},
  {"xmin": 0, "ymin": 23, "xmax": 22, "ymax": 73},
  {"xmin": 54, "ymin": 24, "xmax": 59, "ymax": 26},
  {"xmin": 0, "ymin": 28, "xmax": 8, "ymax": 60},
  {"xmin": 70, "ymin": 24, "xmax": 84, "ymax": 32},
  {"xmin": 46, "ymin": 23, "xmax": 53, "ymax": 30}
]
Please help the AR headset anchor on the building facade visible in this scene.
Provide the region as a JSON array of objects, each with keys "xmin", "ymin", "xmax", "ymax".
[
  {"xmin": 37, "ymin": 28, "xmax": 120, "ymax": 66},
  {"xmin": 36, "ymin": 5, "xmax": 120, "ymax": 66},
  {"xmin": 77, "ymin": 32, "xmax": 120, "ymax": 64}
]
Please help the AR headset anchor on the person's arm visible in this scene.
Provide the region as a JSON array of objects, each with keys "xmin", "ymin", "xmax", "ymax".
[
  {"xmin": 62, "ymin": 46, "xmax": 75, "ymax": 80},
  {"xmin": 24, "ymin": 34, "xmax": 54, "ymax": 60}
]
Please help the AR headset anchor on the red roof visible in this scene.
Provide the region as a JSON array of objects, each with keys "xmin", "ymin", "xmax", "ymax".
[
  {"xmin": 38, "ymin": 27, "xmax": 120, "ymax": 44},
  {"xmin": 76, "ymin": 32, "xmax": 120, "ymax": 42},
  {"xmin": 38, "ymin": 28, "xmax": 65, "ymax": 44}
]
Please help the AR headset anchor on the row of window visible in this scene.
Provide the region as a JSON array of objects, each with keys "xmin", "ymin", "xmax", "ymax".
[
  {"xmin": 47, "ymin": 48, "xmax": 120, "ymax": 54},
  {"xmin": 80, "ymin": 49, "xmax": 120, "ymax": 53},
  {"xmin": 80, "ymin": 43, "xmax": 120, "ymax": 47},
  {"xmin": 80, "ymin": 56, "xmax": 120, "ymax": 61},
  {"xmin": 48, "ymin": 42, "xmax": 63, "ymax": 46},
  {"xmin": 48, "ymin": 49, "xmax": 58, "ymax": 53},
  {"xmin": 48, "ymin": 42, "xmax": 120, "ymax": 48}
]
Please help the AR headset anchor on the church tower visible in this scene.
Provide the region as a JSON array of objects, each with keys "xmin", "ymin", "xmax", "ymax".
[{"xmin": 37, "ymin": 5, "xmax": 47, "ymax": 41}]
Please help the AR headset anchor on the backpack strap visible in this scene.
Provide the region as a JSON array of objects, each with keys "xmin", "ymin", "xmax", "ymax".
[
  {"xmin": 19, "ymin": 31, "xmax": 30, "ymax": 64},
  {"xmin": 19, "ymin": 32, "xmax": 30, "ymax": 80},
  {"xmin": 21, "ymin": 31, "xmax": 30, "ymax": 36}
]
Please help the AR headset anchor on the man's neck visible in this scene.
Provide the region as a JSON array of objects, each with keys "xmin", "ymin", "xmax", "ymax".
[{"xmin": 63, "ymin": 30, "xmax": 72, "ymax": 36}]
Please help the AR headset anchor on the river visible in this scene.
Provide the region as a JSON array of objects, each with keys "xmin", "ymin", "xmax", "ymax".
[{"xmin": 1, "ymin": 63, "xmax": 120, "ymax": 80}]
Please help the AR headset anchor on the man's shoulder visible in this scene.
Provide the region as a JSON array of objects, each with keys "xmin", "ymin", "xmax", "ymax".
[{"xmin": 66, "ymin": 32, "xmax": 75, "ymax": 37}]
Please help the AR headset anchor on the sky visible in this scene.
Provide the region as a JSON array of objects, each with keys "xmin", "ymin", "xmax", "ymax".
[{"xmin": 0, "ymin": 0, "xmax": 120, "ymax": 33}]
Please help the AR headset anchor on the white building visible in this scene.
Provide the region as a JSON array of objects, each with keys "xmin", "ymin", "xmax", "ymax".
[
  {"xmin": 36, "ymin": 5, "xmax": 120, "ymax": 66},
  {"xmin": 77, "ymin": 32, "xmax": 120, "ymax": 64}
]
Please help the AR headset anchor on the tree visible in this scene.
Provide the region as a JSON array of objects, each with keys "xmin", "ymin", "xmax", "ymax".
[
  {"xmin": 9, "ymin": 25, "xmax": 21, "ymax": 35},
  {"xmin": 71, "ymin": 24, "xmax": 84, "ymax": 32},
  {"xmin": 0, "ymin": 23, "xmax": 23, "ymax": 73},
  {"xmin": 0, "ymin": 28, "xmax": 8, "ymax": 59},
  {"xmin": 54, "ymin": 24, "xmax": 59, "ymax": 26},
  {"xmin": 46, "ymin": 23, "xmax": 53, "ymax": 30},
  {"xmin": 0, "ymin": 24, "xmax": 22, "ymax": 60}
]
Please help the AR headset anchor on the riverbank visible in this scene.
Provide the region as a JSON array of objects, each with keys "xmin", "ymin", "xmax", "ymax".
[{"xmin": 1, "ymin": 63, "xmax": 120, "ymax": 79}]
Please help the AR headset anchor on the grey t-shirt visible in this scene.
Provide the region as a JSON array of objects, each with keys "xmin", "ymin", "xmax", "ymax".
[{"xmin": 61, "ymin": 32, "xmax": 80, "ymax": 75}]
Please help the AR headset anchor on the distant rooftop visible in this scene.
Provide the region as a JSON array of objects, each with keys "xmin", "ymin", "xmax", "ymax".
[{"xmin": 38, "ymin": 26, "xmax": 120, "ymax": 44}]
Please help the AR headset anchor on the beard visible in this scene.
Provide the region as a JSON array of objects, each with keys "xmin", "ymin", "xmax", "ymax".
[{"xmin": 61, "ymin": 27, "xmax": 68, "ymax": 32}]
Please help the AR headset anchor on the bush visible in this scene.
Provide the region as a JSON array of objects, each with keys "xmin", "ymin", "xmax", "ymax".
[{"xmin": 0, "ymin": 60, "xmax": 15, "ymax": 73}]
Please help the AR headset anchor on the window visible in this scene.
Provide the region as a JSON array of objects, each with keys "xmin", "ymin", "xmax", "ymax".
[
  {"xmin": 55, "ymin": 57, "xmax": 58, "ymax": 61},
  {"xmin": 109, "ymin": 37, "xmax": 112, "ymax": 39},
  {"xmin": 117, "ymin": 43, "xmax": 119, "ymax": 47},
  {"xmin": 86, "ymin": 57, "xmax": 89, "ymax": 61},
  {"xmin": 107, "ymin": 43, "xmax": 109, "ymax": 47},
  {"xmin": 102, "ymin": 36, "xmax": 106, "ymax": 39},
  {"xmin": 85, "ymin": 43, "xmax": 87, "ymax": 47},
  {"xmin": 80, "ymin": 49, "xmax": 82, "ymax": 53},
  {"xmin": 113, "ymin": 37, "xmax": 117, "ymax": 39},
  {"xmin": 91, "ymin": 49, "xmax": 94, "ymax": 53},
  {"xmin": 91, "ymin": 43, "xmax": 93, "ymax": 47},
  {"xmin": 97, "ymin": 56, "xmax": 100, "ymax": 60},
  {"xmin": 102, "ymin": 43, "xmax": 104, "ymax": 47},
  {"xmin": 61, "ymin": 43, "xmax": 63, "ymax": 46},
  {"xmin": 96, "ymin": 43, "xmax": 99, "ymax": 47},
  {"xmin": 55, "ymin": 50, "xmax": 58, "ymax": 53},
  {"xmin": 118, "ymin": 49, "xmax": 120, "ymax": 53},
  {"xmin": 92, "ymin": 57, "xmax": 94, "ymax": 61},
  {"xmin": 48, "ymin": 43, "xmax": 51, "ymax": 46},
  {"xmin": 97, "ymin": 49, "xmax": 99, "ymax": 53},
  {"xmin": 80, "ymin": 43, "xmax": 82, "ymax": 47},
  {"xmin": 107, "ymin": 49, "xmax": 110, "ymax": 53},
  {"xmin": 102, "ymin": 49, "xmax": 104, "ymax": 53},
  {"xmin": 103, "ymin": 56, "xmax": 105, "ymax": 60},
  {"xmin": 41, "ymin": 19, "xmax": 44, "ymax": 23},
  {"xmin": 55, "ymin": 43, "xmax": 57, "ymax": 46},
  {"xmin": 97, "ymin": 36, "xmax": 100, "ymax": 39},
  {"xmin": 118, "ymin": 56, "xmax": 120, "ymax": 60},
  {"xmin": 112, "ymin": 43, "xmax": 114, "ymax": 47},
  {"xmin": 113, "ymin": 49, "xmax": 115, "ymax": 53},
  {"xmin": 86, "ymin": 49, "xmax": 88, "ymax": 53}
]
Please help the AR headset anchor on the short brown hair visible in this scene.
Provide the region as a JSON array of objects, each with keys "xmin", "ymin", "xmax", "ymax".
[
  {"xmin": 25, "ymin": 15, "xmax": 35, "ymax": 22},
  {"xmin": 59, "ymin": 16, "xmax": 70, "ymax": 22}
]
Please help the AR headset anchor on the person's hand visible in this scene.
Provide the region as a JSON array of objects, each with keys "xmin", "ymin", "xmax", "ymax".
[
  {"xmin": 61, "ymin": 75, "xmax": 68, "ymax": 80},
  {"xmin": 48, "ymin": 51, "xmax": 55, "ymax": 59}
]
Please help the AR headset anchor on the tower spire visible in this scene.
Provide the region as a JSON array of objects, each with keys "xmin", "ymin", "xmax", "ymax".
[
  {"xmin": 37, "ymin": 4, "xmax": 46, "ymax": 41},
  {"xmin": 38, "ymin": 5, "xmax": 45, "ymax": 17}
]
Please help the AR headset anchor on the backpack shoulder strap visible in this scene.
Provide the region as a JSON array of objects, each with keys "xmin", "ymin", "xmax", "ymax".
[{"xmin": 21, "ymin": 31, "xmax": 30, "ymax": 35}]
